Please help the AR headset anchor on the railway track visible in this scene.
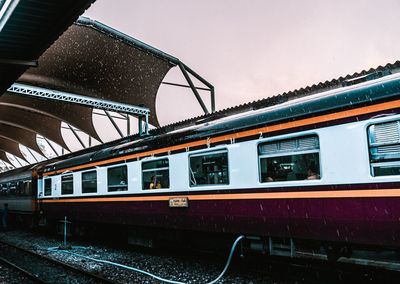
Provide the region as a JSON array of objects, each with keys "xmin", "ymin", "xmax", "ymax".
[
  {"xmin": 1, "ymin": 230, "xmax": 399, "ymax": 284},
  {"xmin": 0, "ymin": 240, "xmax": 116, "ymax": 284},
  {"xmin": 229, "ymin": 253, "xmax": 400, "ymax": 284}
]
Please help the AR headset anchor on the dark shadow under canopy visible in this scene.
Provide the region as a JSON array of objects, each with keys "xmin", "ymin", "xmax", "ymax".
[
  {"xmin": 0, "ymin": 136, "xmax": 26, "ymax": 160},
  {"xmin": 0, "ymin": 124, "xmax": 42, "ymax": 154},
  {"xmin": 0, "ymin": 105, "xmax": 67, "ymax": 149},
  {"xmin": 0, "ymin": 93, "xmax": 100, "ymax": 141},
  {"xmin": 0, "ymin": 0, "xmax": 95, "ymax": 95}
]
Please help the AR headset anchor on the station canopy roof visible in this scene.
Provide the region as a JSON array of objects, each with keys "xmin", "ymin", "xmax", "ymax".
[
  {"xmin": 0, "ymin": 0, "xmax": 95, "ymax": 94},
  {"xmin": 0, "ymin": 16, "xmax": 180, "ymax": 162}
]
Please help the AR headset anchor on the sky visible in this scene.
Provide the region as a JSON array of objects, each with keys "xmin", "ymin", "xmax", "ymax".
[{"xmin": 84, "ymin": 0, "xmax": 400, "ymax": 126}]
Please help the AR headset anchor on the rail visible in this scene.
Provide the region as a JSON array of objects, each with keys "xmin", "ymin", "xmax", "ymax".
[{"xmin": 0, "ymin": 239, "xmax": 116, "ymax": 284}]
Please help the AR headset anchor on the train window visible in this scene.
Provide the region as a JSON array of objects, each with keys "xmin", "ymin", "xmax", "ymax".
[
  {"xmin": 82, "ymin": 170, "xmax": 97, "ymax": 193},
  {"xmin": 17, "ymin": 181, "xmax": 24, "ymax": 195},
  {"xmin": 61, "ymin": 175, "xmax": 74, "ymax": 195},
  {"xmin": 24, "ymin": 181, "xmax": 32, "ymax": 196},
  {"xmin": 142, "ymin": 158, "xmax": 169, "ymax": 190},
  {"xmin": 0, "ymin": 183, "xmax": 8, "ymax": 196},
  {"xmin": 44, "ymin": 179, "xmax": 52, "ymax": 196},
  {"xmin": 258, "ymin": 135, "xmax": 320, "ymax": 182},
  {"xmin": 368, "ymin": 120, "xmax": 400, "ymax": 176},
  {"xmin": 9, "ymin": 182, "xmax": 17, "ymax": 195},
  {"xmin": 189, "ymin": 150, "xmax": 229, "ymax": 186},
  {"xmin": 107, "ymin": 165, "xmax": 128, "ymax": 192}
]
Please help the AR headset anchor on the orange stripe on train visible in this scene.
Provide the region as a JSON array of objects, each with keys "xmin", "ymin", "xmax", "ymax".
[{"xmin": 39, "ymin": 188, "xmax": 400, "ymax": 203}]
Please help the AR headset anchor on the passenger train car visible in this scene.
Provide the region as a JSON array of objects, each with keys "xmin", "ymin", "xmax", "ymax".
[
  {"xmin": 0, "ymin": 165, "xmax": 35, "ymax": 224},
  {"xmin": 2, "ymin": 67, "xmax": 400, "ymax": 261}
]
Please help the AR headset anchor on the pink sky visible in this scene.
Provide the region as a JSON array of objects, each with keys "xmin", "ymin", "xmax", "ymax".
[{"xmin": 84, "ymin": 0, "xmax": 400, "ymax": 126}]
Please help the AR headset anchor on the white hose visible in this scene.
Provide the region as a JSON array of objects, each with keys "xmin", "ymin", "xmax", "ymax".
[{"xmin": 48, "ymin": 235, "xmax": 245, "ymax": 284}]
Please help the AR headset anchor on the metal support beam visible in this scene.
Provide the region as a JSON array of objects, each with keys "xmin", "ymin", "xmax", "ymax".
[
  {"xmin": 67, "ymin": 124, "xmax": 86, "ymax": 149},
  {"xmin": 13, "ymin": 155, "xmax": 24, "ymax": 167},
  {"xmin": 210, "ymin": 88, "xmax": 215, "ymax": 113},
  {"xmin": 161, "ymin": 81, "xmax": 211, "ymax": 91},
  {"xmin": 137, "ymin": 114, "xmax": 149, "ymax": 136},
  {"xmin": 0, "ymin": 58, "xmax": 38, "ymax": 67},
  {"xmin": 178, "ymin": 63, "xmax": 209, "ymax": 114},
  {"xmin": 162, "ymin": 80, "xmax": 215, "ymax": 113},
  {"xmin": 92, "ymin": 111, "xmax": 127, "ymax": 119},
  {"xmin": 105, "ymin": 110, "xmax": 124, "ymax": 138},
  {"xmin": 0, "ymin": 160, "xmax": 12, "ymax": 171},
  {"xmin": 26, "ymin": 147, "xmax": 39, "ymax": 163},
  {"xmin": 8, "ymin": 83, "xmax": 150, "ymax": 116},
  {"xmin": 138, "ymin": 116, "xmax": 143, "ymax": 136},
  {"xmin": 181, "ymin": 63, "xmax": 215, "ymax": 113},
  {"xmin": 126, "ymin": 114, "xmax": 130, "ymax": 136},
  {"xmin": 8, "ymin": 83, "xmax": 152, "ymax": 138},
  {"xmin": 145, "ymin": 114, "xmax": 149, "ymax": 135},
  {"xmin": 43, "ymin": 137, "xmax": 59, "ymax": 157},
  {"xmin": 0, "ymin": 0, "xmax": 20, "ymax": 32}
]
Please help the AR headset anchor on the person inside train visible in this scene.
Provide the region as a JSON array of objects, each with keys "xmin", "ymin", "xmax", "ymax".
[
  {"xmin": 306, "ymin": 163, "xmax": 320, "ymax": 180},
  {"xmin": 266, "ymin": 162, "xmax": 277, "ymax": 182},
  {"xmin": 149, "ymin": 175, "xmax": 162, "ymax": 189}
]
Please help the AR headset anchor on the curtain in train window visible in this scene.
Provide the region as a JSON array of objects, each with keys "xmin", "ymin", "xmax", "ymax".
[
  {"xmin": 82, "ymin": 170, "xmax": 97, "ymax": 193},
  {"xmin": 142, "ymin": 158, "xmax": 169, "ymax": 190},
  {"xmin": 189, "ymin": 150, "xmax": 229, "ymax": 186},
  {"xmin": 258, "ymin": 135, "xmax": 320, "ymax": 182},
  {"xmin": 61, "ymin": 175, "xmax": 73, "ymax": 195},
  {"xmin": 107, "ymin": 165, "xmax": 128, "ymax": 192},
  {"xmin": 368, "ymin": 120, "xmax": 400, "ymax": 176}
]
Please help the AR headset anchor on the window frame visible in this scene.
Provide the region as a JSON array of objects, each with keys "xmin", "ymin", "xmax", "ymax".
[
  {"xmin": 141, "ymin": 157, "xmax": 170, "ymax": 190},
  {"xmin": 257, "ymin": 134, "xmax": 321, "ymax": 183},
  {"xmin": 367, "ymin": 119, "xmax": 400, "ymax": 177},
  {"xmin": 44, "ymin": 178, "xmax": 52, "ymax": 196},
  {"xmin": 61, "ymin": 174, "xmax": 74, "ymax": 195},
  {"xmin": 188, "ymin": 148, "xmax": 230, "ymax": 187},
  {"xmin": 107, "ymin": 164, "xmax": 128, "ymax": 192},
  {"xmin": 81, "ymin": 169, "xmax": 97, "ymax": 194}
]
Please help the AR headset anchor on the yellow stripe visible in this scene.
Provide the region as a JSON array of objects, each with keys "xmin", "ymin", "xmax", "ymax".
[
  {"xmin": 43, "ymin": 99, "xmax": 400, "ymax": 176},
  {"xmin": 39, "ymin": 188, "xmax": 400, "ymax": 203}
]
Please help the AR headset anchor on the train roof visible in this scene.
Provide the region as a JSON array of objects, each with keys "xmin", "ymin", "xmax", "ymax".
[
  {"xmin": 0, "ymin": 165, "xmax": 32, "ymax": 183},
  {"xmin": 41, "ymin": 64, "xmax": 400, "ymax": 174}
]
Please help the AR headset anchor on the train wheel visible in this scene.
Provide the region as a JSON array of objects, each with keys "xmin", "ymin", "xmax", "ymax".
[
  {"xmin": 324, "ymin": 244, "xmax": 340, "ymax": 262},
  {"xmin": 324, "ymin": 244, "xmax": 352, "ymax": 262}
]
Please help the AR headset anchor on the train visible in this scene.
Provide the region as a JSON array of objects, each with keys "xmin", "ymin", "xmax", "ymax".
[{"xmin": 2, "ymin": 66, "xmax": 400, "ymax": 262}]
